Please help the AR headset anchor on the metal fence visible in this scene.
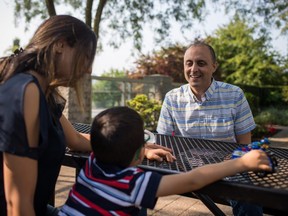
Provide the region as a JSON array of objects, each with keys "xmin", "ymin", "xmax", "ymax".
[{"xmin": 91, "ymin": 74, "xmax": 182, "ymax": 116}]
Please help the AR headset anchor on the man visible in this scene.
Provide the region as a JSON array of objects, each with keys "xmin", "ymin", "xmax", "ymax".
[{"xmin": 157, "ymin": 40, "xmax": 262, "ymax": 216}]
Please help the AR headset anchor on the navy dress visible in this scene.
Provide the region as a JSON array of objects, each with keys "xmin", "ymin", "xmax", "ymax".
[{"xmin": 0, "ymin": 73, "xmax": 66, "ymax": 215}]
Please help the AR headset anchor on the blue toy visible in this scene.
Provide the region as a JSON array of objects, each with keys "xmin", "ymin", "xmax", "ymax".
[{"xmin": 231, "ymin": 138, "xmax": 278, "ymax": 177}]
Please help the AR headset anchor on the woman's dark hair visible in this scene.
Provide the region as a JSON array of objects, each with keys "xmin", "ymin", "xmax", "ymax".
[
  {"xmin": 0, "ymin": 15, "xmax": 97, "ymax": 106},
  {"xmin": 90, "ymin": 106, "xmax": 145, "ymax": 167}
]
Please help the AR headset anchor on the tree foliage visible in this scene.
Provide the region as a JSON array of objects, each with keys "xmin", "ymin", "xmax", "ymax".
[
  {"xmin": 14, "ymin": 0, "xmax": 51, "ymax": 25},
  {"xmin": 129, "ymin": 44, "xmax": 187, "ymax": 82},
  {"xmin": 214, "ymin": 0, "xmax": 288, "ymax": 35},
  {"xmin": 207, "ymin": 15, "xmax": 287, "ymax": 86},
  {"xmin": 13, "ymin": 0, "xmax": 206, "ymax": 51},
  {"xmin": 12, "ymin": 0, "xmax": 288, "ymax": 54},
  {"xmin": 131, "ymin": 16, "xmax": 287, "ymax": 87}
]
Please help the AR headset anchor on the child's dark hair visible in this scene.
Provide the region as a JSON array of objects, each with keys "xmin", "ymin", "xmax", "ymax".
[{"xmin": 90, "ymin": 106, "xmax": 145, "ymax": 167}]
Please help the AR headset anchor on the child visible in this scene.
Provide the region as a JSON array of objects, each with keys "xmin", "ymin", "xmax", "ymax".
[{"xmin": 59, "ymin": 106, "xmax": 271, "ymax": 216}]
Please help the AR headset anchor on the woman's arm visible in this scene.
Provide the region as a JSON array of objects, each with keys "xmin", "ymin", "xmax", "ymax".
[
  {"xmin": 60, "ymin": 115, "xmax": 91, "ymax": 152},
  {"xmin": 3, "ymin": 154, "xmax": 37, "ymax": 216},
  {"xmin": 4, "ymin": 83, "xmax": 39, "ymax": 215}
]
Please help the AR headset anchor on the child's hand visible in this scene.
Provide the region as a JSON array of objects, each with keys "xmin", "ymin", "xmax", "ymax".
[{"xmin": 240, "ymin": 150, "xmax": 272, "ymax": 172}]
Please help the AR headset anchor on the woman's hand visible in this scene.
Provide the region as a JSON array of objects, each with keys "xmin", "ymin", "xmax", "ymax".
[{"xmin": 144, "ymin": 142, "xmax": 176, "ymax": 162}]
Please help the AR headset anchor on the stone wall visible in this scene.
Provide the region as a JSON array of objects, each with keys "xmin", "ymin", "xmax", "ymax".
[{"xmin": 60, "ymin": 75, "xmax": 92, "ymax": 124}]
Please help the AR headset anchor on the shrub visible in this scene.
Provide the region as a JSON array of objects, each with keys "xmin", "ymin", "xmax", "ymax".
[
  {"xmin": 254, "ymin": 107, "xmax": 288, "ymax": 126},
  {"xmin": 251, "ymin": 124, "xmax": 268, "ymax": 140},
  {"xmin": 266, "ymin": 89, "xmax": 283, "ymax": 105},
  {"xmin": 282, "ymin": 86, "xmax": 288, "ymax": 103},
  {"xmin": 252, "ymin": 106, "xmax": 288, "ymax": 140},
  {"xmin": 126, "ymin": 94, "xmax": 162, "ymax": 131}
]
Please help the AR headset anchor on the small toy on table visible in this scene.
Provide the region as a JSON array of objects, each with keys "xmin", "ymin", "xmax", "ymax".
[{"xmin": 231, "ymin": 138, "xmax": 278, "ymax": 177}]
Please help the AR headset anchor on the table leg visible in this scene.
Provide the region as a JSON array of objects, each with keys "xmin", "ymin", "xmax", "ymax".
[{"xmin": 193, "ymin": 193, "xmax": 226, "ymax": 216}]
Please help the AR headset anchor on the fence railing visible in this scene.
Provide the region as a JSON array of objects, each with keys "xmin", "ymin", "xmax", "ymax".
[{"xmin": 91, "ymin": 74, "xmax": 182, "ymax": 116}]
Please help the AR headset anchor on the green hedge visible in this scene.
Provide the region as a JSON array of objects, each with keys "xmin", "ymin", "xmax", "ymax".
[{"xmin": 240, "ymin": 85, "xmax": 288, "ymax": 112}]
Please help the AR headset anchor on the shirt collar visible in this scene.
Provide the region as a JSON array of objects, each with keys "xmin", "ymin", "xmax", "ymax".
[
  {"xmin": 205, "ymin": 78, "xmax": 216, "ymax": 101},
  {"xmin": 187, "ymin": 78, "xmax": 216, "ymax": 102}
]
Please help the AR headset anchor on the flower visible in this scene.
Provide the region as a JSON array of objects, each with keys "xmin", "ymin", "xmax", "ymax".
[{"xmin": 268, "ymin": 125, "xmax": 276, "ymax": 134}]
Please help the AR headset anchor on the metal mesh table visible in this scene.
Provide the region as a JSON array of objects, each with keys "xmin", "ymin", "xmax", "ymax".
[
  {"xmin": 141, "ymin": 134, "xmax": 288, "ymax": 189},
  {"xmin": 65, "ymin": 123, "xmax": 288, "ymax": 214}
]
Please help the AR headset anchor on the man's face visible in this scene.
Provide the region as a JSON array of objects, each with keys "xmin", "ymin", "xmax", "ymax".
[{"xmin": 183, "ymin": 45, "xmax": 217, "ymax": 92}]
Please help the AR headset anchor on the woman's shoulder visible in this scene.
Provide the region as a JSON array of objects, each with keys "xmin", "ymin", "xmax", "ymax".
[
  {"xmin": 0, "ymin": 73, "xmax": 41, "ymax": 113},
  {"xmin": 6, "ymin": 73, "xmax": 35, "ymax": 86},
  {"xmin": 0, "ymin": 73, "xmax": 40, "ymax": 155},
  {"xmin": 1, "ymin": 73, "xmax": 40, "ymax": 96}
]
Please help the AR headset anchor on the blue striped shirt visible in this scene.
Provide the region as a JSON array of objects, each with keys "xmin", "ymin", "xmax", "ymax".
[
  {"xmin": 157, "ymin": 80, "xmax": 256, "ymax": 143},
  {"xmin": 59, "ymin": 153, "xmax": 162, "ymax": 216}
]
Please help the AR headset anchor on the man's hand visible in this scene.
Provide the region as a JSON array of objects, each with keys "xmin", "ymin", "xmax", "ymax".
[{"xmin": 144, "ymin": 142, "xmax": 176, "ymax": 162}]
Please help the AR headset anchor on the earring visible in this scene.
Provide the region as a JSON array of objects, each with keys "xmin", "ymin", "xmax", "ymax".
[{"xmin": 55, "ymin": 42, "xmax": 64, "ymax": 53}]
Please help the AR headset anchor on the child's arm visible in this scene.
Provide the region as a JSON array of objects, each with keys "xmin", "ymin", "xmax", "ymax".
[{"xmin": 156, "ymin": 150, "xmax": 271, "ymax": 197}]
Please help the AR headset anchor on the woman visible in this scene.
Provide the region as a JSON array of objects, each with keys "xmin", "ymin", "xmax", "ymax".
[
  {"xmin": 0, "ymin": 15, "xmax": 174, "ymax": 216},
  {"xmin": 0, "ymin": 15, "xmax": 97, "ymax": 216}
]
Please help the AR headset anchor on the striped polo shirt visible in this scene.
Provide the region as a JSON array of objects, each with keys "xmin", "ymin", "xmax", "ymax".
[
  {"xmin": 157, "ymin": 80, "xmax": 256, "ymax": 143},
  {"xmin": 59, "ymin": 153, "xmax": 162, "ymax": 216}
]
